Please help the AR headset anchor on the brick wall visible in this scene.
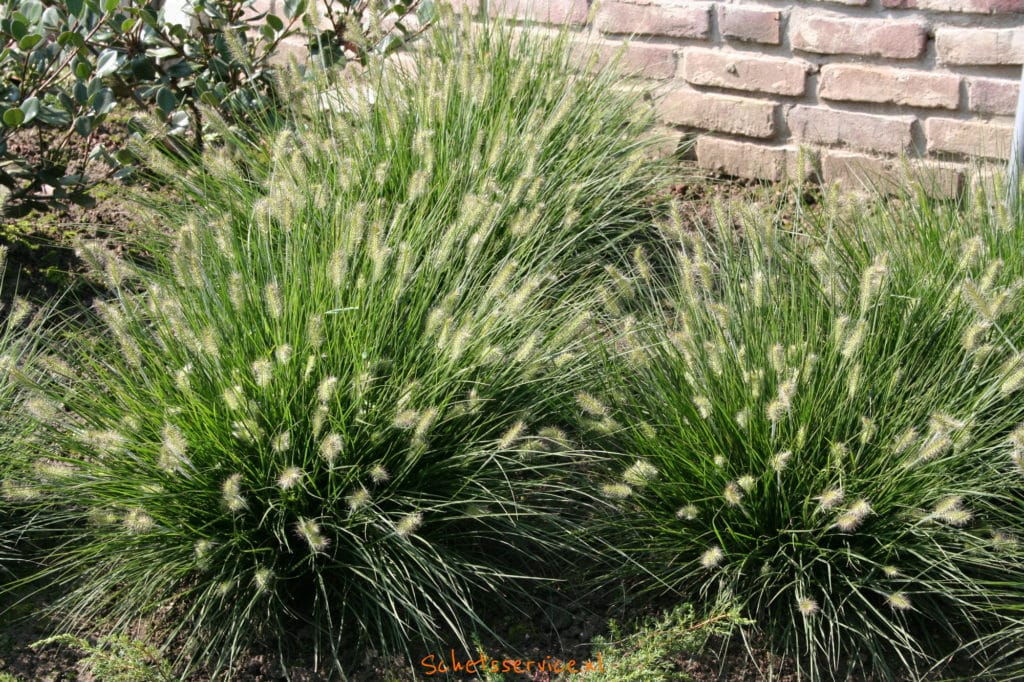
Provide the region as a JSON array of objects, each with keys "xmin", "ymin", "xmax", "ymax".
[{"xmin": 455, "ymin": 0, "xmax": 1023, "ymax": 194}]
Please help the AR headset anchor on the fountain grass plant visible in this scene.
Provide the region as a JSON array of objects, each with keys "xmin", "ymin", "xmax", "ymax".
[
  {"xmin": 587, "ymin": 183, "xmax": 1024, "ymax": 680},
  {"xmin": 7, "ymin": 13, "xmax": 667, "ymax": 679}
]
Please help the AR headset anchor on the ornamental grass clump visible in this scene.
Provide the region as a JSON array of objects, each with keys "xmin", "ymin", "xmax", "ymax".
[
  {"xmin": 142, "ymin": 11, "xmax": 665, "ymax": 281},
  {"xmin": 10, "ymin": 16, "xmax": 664, "ymax": 678},
  {"xmin": 591, "ymin": 186, "xmax": 1024, "ymax": 680}
]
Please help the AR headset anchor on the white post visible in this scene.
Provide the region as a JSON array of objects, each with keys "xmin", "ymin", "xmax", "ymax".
[{"xmin": 1008, "ymin": 64, "xmax": 1024, "ymax": 212}]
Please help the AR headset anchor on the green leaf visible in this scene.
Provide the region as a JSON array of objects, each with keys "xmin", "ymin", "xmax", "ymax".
[
  {"xmin": 40, "ymin": 6, "xmax": 61, "ymax": 30},
  {"xmin": 102, "ymin": 0, "xmax": 119, "ymax": 12},
  {"xmin": 66, "ymin": 0, "xmax": 84, "ymax": 18},
  {"xmin": 418, "ymin": 0, "xmax": 437, "ymax": 23},
  {"xmin": 36, "ymin": 104, "xmax": 71, "ymax": 126},
  {"xmin": 73, "ymin": 115, "xmax": 93, "ymax": 136},
  {"xmin": 9, "ymin": 19, "xmax": 28, "ymax": 41},
  {"xmin": 90, "ymin": 87, "xmax": 115, "ymax": 114},
  {"xmin": 265, "ymin": 14, "xmax": 284, "ymax": 32},
  {"xmin": 73, "ymin": 59, "xmax": 92, "ymax": 80},
  {"xmin": 73, "ymin": 81, "xmax": 88, "ymax": 104},
  {"xmin": 165, "ymin": 60, "xmax": 192, "ymax": 78},
  {"xmin": 17, "ymin": 33, "xmax": 42, "ymax": 50},
  {"xmin": 145, "ymin": 46, "xmax": 178, "ymax": 59},
  {"xmin": 19, "ymin": 96, "xmax": 39, "ymax": 123},
  {"xmin": 155, "ymin": 86, "xmax": 176, "ymax": 114},
  {"xmin": 19, "ymin": 1, "xmax": 43, "ymax": 24},
  {"xmin": 2, "ymin": 108, "xmax": 25, "ymax": 128},
  {"xmin": 94, "ymin": 49, "xmax": 119, "ymax": 78},
  {"xmin": 130, "ymin": 56, "xmax": 157, "ymax": 80},
  {"xmin": 283, "ymin": 0, "xmax": 306, "ymax": 19},
  {"xmin": 58, "ymin": 31, "xmax": 86, "ymax": 50}
]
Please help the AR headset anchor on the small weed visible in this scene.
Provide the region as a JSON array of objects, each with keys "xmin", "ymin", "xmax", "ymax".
[{"xmin": 31, "ymin": 634, "xmax": 173, "ymax": 682}]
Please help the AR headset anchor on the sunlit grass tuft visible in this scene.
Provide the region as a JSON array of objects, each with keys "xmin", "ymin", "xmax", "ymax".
[{"xmin": 590, "ymin": 183, "xmax": 1024, "ymax": 679}]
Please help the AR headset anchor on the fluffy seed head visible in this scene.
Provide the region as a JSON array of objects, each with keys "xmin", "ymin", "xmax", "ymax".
[
  {"xmin": 498, "ymin": 420, "xmax": 527, "ymax": 450},
  {"xmin": 222, "ymin": 473, "xmax": 246, "ymax": 512},
  {"xmin": 346, "ymin": 486, "xmax": 371, "ymax": 511},
  {"xmin": 931, "ymin": 496, "xmax": 972, "ymax": 526},
  {"xmin": 887, "ymin": 592, "xmax": 912, "ymax": 611},
  {"xmin": 277, "ymin": 466, "xmax": 303, "ymax": 490},
  {"xmin": 737, "ymin": 474, "xmax": 756, "ymax": 491},
  {"xmin": 223, "ymin": 385, "xmax": 245, "ymax": 411},
  {"xmin": 275, "ymin": 344, "xmax": 293, "ymax": 365},
  {"xmin": 24, "ymin": 395, "xmax": 59, "ymax": 422},
  {"xmin": 602, "ymin": 483, "xmax": 633, "ymax": 499},
  {"xmin": 859, "ymin": 255, "xmax": 888, "ymax": 314},
  {"xmin": 296, "ymin": 517, "xmax": 329, "ymax": 553},
  {"xmin": 676, "ymin": 504, "xmax": 699, "ymax": 521},
  {"xmin": 369, "ymin": 464, "xmax": 390, "ymax": 484},
  {"xmin": 723, "ymin": 481, "xmax": 744, "ymax": 507},
  {"xmin": 624, "ymin": 460, "xmax": 659, "ymax": 487},
  {"xmin": 319, "ymin": 433, "xmax": 344, "ymax": 464},
  {"xmin": 576, "ymin": 391, "xmax": 608, "ymax": 418},
  {"xmin": 693, "ymin": 395, "xmax": 712, "ymax": 419},
  {"xmin": 766, "ymin": 399, "xmax": 787, "ymax": 424},
  {"xmin": 413, "ymin": 407, "xmax": 438, "ymax": 442},
  {"xmin": 194, "ymin": 539, "xmax": 214, "ymax": 561},
  {"xmin": 253, "ymin": 568, "xmax": 273, "ymax": 592},
  {"xmin": 83, "ymin": 429, "xmax": 128, "ymax": 455},
  {"xmin": 158, "ymin": 423, "xmax": 189, "ymax": 473},
  {"xmin": 124, "ymin": 508, "xmax": 155, "ymax": 534},
  {"xmin": 860, "ymin": 416, "xmax": 876, "ymax": 445},
  {"xmin": 835, "ymin": 498, "xmax": 871, "ymax": 533},
  {"xmin": 272, "ymin": 431, "xmax": 291, "ymax": 453},
  {"xmin": 816, "ymin": 488, "xmax": 844, "ymax": 512},
  {"xmin": 770, "ymin": 451, "xmax": 792, "ymax": 472},
  {"xmin": 317, "ymin": 376, "xmax": 339, "ymax": 403},
  {"xmin": 914, "ymin": 433, "xmax": 952, "ymax": 466},
  {"xmin": 264, "ymin": 281, "xmax": 282, "ymax": 320},
  {"xmin": 252, "ymin": 359, "xmax": 273, "ymax": 387},
  {"xmin": 396, "ymin": 511, "xmax": 424, "ymax": 538},
  {"xmin": 311, "ymin": 404, "xmax": 329, "ymax": 437},
  {"xmin": 700, "ymin": 546, "xmax": 724, "ymax": 569},
  {"xmin": 797, "ymin": 597, "xmax": 819, "ymax": 617},
  {"xmin": 892, "ymin": 427, "xmax": 917, "ymax": 455},
  {"xmin": 999, "ymin": 356, "xmax": 1024, "ymax": 395}
]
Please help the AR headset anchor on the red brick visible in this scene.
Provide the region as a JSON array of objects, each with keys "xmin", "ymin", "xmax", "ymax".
[
  {"xmin": 696, "ymin": 137, "xmax": 796, "ymax": 182},
  {"xmin": 925, "ymin": 118, "xmax": 1014, "ymax": 159},
  {"xmin": 822, "ymin": 151, "xmax": 965, "ymax": 199},
  {"xmin": 915, "ymin": 0, "xmax": 1024, "ymax": 11},
  {"xmin": 790, "ymin": 10, "xmax": 927, "ymax": 59},
  {"xmin": 596, "ymin": 2, "xmax": 711, "ymax": 39},
  {"xmin": 788, "ymin": 106, "xmax": 915, "ymax": 155},
  {"xmin": 682, "ymin": 48, "xmax": 807, "ymax": 96},
  {"xmin": 658, "ymin": 89, "xmax": 776, "ymax": 138},
  {"xmin": 719, "ymin": 5, "xmax": 781, "ymax": 45},
  {"xmin": 966, "ymin": 77, "xmax": 1021, "ymax": 116},
  {"xmin": 936, "ymin": 28, "xmax": 1024, "ymax": 66},
  {"xmin": 488, "ymin": 0, "xmax": 590, "ymax": 24},
  {"xmin": 819, "ymin": 65, "xmax": 960, "ymax": 110},
  {"xmin": 583, "ymin": 41, "xmax": 678, "ymax": 80}
]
